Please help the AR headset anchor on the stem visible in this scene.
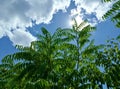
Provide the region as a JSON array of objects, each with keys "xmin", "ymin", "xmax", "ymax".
[
  {"xmin": 75, "ymin": 30, "xmax": 80, "ymax": 88},
  {"xmin": 76, "ymin": 32, "xmax": 80, "ymax": 72},
  {"xmin": 107, "ymin": 84, "xmax": 109, "ymax": 89}
]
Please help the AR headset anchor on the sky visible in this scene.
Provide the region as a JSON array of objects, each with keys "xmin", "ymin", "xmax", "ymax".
[{"xmin": 0, "ymin": 0, "xmax": 120, "ymax": 60}]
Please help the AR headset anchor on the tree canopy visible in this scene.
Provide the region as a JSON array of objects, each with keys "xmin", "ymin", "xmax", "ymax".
[
  {"xmin": 0, "ymin": 1, "xmax": 120, "ymax": 88},
  {"xmin": 0, "ymin": 19, "xmax": 120, "ymax": 89}
]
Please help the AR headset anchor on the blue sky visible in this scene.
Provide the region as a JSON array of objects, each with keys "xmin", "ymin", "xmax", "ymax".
[{"xmin": 0, "ymin": 0, "xmax": 120, "ymax": 60}]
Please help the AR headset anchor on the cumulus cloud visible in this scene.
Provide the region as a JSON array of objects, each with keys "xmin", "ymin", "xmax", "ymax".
[
  {"xmin": 0, "ymin": 0, "xmax": 71, "ymax": 46},
  {"xmin": 6, "ymin": 28, "xmax": 37, "ymax": 46},
  {"xmin": 0, "ymin": 0, "xmax": 116, "ymax": 46},
  {"xmin": 71, "ymin": 0, "xmax": 115, "ymax": 26}
]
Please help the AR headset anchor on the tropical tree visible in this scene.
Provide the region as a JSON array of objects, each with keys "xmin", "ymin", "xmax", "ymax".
[
  {"xmin": 62, "ymin": 19, "xmax": 103, "ymax": 88},
  {"xmin": 0, "ymin": 20, "xmax": 103, "ymax": 89},
  {"xmin": 0, "ymin": 27, "xmax": 73, "ymax": 89},
  {"xmin": 96, "ymin": 35, "xmax": 120, "ymax": 89},
  {"xmin": 102, "ymin": 0, "xmax": 120, "ymax": 28}
]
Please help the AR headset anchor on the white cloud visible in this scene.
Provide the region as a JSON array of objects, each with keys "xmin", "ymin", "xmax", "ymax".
[
  {"xmin": 0, "ymin": 0, "xmax": 71, "ymax": 46},
  {"xmin": 0, "ymin": 0, "xmax": 116, "ymax": 46},
  {"xmin": 71, "ymin": 0, "xmax": 115, "ymax": 25},
  {"xmin": 6, "ymin": 28, "xmax": 37, "ymax": 46}
]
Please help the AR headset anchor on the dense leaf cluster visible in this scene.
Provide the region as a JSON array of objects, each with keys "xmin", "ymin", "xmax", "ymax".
[{"xmin": 0, "ymin": 20, "xmax": 120, "ymax": 89}]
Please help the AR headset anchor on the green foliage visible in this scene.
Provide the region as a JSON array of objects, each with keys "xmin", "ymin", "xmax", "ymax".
[
  {"xmin": 102, "ymin": 0, "xmax": 120, "ymax": 28},
  {"xmin": 96, "ymin": 35, "xmax": 120, "ymax": 88},
  {"xmin": 102, "ymin": 0, "xmax": 113, "ymax": 2},
  {"xmin": 0, "ymin": 20, "xmax": 120, "ymax": 89}
]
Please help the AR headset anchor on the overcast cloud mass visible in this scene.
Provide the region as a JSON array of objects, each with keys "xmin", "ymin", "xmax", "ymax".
[{"xmin": 0, "ymin": 0, "xmax": 114, "ymax": 46}]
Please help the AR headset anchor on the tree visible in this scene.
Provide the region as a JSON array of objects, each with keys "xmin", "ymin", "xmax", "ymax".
[
  {"xmin": 102, "ymin": 0, "xmax": 120, "ymax": 28},
  {"xmin": 0, "ymin": 27, "xmax": 72, "ymax": 89},
  {"xmin": 0, "ymin": 20, "xmax": 103, "ymax": 89},
  {"xmin": 62, "ymin": 19, "xmax": 103, "ymax": 88},
  {"xmin": 96, "ymin": 35, "xmax": 120, "ymax": 89}
]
